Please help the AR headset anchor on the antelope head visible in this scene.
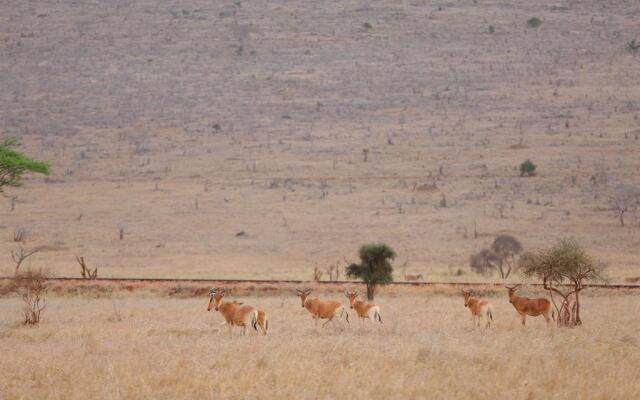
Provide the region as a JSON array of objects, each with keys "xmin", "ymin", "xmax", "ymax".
[
  {"xmin": 460, "ymin": 289, "xmax": 473, "ymax": 307},
  {"xmin": 345, "ymin": 290, "xmax": 359, "ymax": 308},
  {"xmin": 208, "ymin": 287, "xmax": 226, "ymax": 311},
  {"xmin": 295, "ymin": 288, "xmax": 311, "ymax": 308},
  {"xmin": 504, "ymin": 284, "xmax": 521, "ymax": 302}
]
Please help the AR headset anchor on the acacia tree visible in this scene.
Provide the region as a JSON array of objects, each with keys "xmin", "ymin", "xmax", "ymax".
[
  {"xmin": 470, "ymin": 235, "xmax": 523, "ymax": 279},
  {"xmin": 520, "ymin": 238, "xmax": 604, "ymax": 327},
  {"xmin": 0, "ymin": 138, "xmax": 50, "ymax": 193},
  {"xmin": 346, "ymin": 243, "xmax": 395, "ymax": 300}
]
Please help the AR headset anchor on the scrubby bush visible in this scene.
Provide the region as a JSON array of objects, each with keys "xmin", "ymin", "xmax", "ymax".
[
  {"xmin": 520, "ymin": 159, "xmax": 537, "ymax": 177},
  {"xmin": 470, "ymin": 235, "xmax": 523, "ymax": 279},
  {"xmin": 527, "ymin": 17, "xmax": 542, "ymax": 28},
  {"xmin": 7, "ymin": 269, "xmax": 48, "ymax": 325}
]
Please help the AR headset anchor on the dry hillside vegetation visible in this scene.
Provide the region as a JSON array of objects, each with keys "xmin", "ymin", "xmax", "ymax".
[
  {"xmin": 1, "ymin": 0, "xmax": 640, "ymax": 280},
  {"xmin": 0, "ymin": 292, "xmax": 639, "ymax": 399}
]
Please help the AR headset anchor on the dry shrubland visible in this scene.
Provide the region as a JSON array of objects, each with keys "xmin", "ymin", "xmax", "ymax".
[
  {"xmin": 1, "ymin": 0, "xmax": 640, "ymax": 282},
  {"xmin": 1, "ymin": 291, "xmax": 639, "ymax": 399}
]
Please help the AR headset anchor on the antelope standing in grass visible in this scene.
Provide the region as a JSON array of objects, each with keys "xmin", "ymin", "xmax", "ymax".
[
  {"xmin": 345, "ymin": 290, "xmax": 382, "ymax": 326},
  {"xmin": 295, "ymin": 288, "xmax": 349, "ymax": 327},
  {"xmin": 505, "ymin": 285, "xmax": 553, "ymax": 326},
  {"xmin": 207, "ymin": 288, "xmax": 259, "ymax": 335},
  {"xmin": 212, "ymin": 300, "xmax": 269, "ymax": 335},
  {"xmin": 460, "ymin": 289, "xmax": 493, "ymax": 328}
]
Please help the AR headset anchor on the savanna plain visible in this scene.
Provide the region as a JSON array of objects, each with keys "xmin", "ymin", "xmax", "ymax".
[
  {"xmin": 2, "ymin": 0, "xmax": 640, "ymax": 399},
  {"xmin": 1, "ymin": 289, "xmax": 639, "ymax": 399}
]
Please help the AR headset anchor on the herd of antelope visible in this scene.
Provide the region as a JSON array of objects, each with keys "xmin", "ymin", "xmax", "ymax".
[{"xmin": 206, "ymin": 284, "xmax": 554, "ymax": 335}]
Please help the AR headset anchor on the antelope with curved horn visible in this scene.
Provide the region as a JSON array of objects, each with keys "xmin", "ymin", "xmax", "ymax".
[
  {"xmin": 295, "ymin": 288, "xmax": 349, "ymax": 327},
  {"xmin": 505, "ymin": 285, "xmax": 553, "ymax": 326},
  {"xmin": 460, "ymin": 289, "xmax": 493, "ymax": 328},
  {"xmin": 207, "ymin": 288, "xmax": 258, "ymax": 335},
  {"xmin": 345, "ymin": 290, "xmax": 382, "ymax": 326}
]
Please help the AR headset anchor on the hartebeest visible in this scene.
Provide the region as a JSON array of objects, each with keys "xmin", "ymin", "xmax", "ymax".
[
  {"xmin": 207, "ymin": 288, "xmax": 258, "ymax": 335},
  {"xmin": 460, "ymin": 289, "xmax": 493, "ymax": 328},
  {"xmin": 295, "ymin": 288, "xmax": 349, "ymax": 327},
  {"xmin": 505, "ymin": 285, "xmax": 553, "ymax": 326},
  {"xmin": 213, "ymin": 300, "xmax": 269, "ymax": 335},
  {"xmin": 345, "ymin": 290, "xmax": 382, "ymax": 326}
]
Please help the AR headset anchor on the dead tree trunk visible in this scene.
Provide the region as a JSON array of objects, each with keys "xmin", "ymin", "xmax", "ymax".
[{"xmin": 76, "ymin": 256, "xmax": 98, "ymax": 279}]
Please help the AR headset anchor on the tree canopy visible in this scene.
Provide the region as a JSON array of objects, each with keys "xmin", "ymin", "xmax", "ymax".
[
  {"xmin": 0, "ymin": 139, "xmax": 50, "ymax": 192},
  {"xmin": 520, "ymin": 238, "xmax": 604, "ymax": 327},
  {"xmin": 470, "ymin": 235, "xmax": 523, "ymax": 279},
  {"xmin": 346, "ymin": 243, "xmax": 395, "ymax": 300}
]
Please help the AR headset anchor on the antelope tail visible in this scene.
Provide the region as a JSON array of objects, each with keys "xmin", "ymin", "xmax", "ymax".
[
  {"xmin": 344, "ymin": 308, "xmax": 350, "ymax": 324},
  {"xmin": 552, "ymin": 308, "xmax": 556, "ymax": 321},
  {"xmin": 488, "ymin": 308, "xmax": 493, "ymax": 321},
  {"xmin": 265, "ymin": 317, "xmax": 269, "ymax": 334},
  {"xmin": 376, "ymin": 310, "xmax": 383, "ymax": 324}
]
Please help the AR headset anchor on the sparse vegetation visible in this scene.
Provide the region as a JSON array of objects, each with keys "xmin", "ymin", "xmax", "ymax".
[
  {"xmin": 76, "ymin": 256, "xmax": 98, "ymax": 279},
  {"xmin": 527, "ymin": 17, "xmax": 542, "ymax": 28},
  {"xmin": 609, "ymin": 184, "xmax": 640, "ymax": 226},
  {"xmin": 520, "ymin": 238, "xmax": 604, "ymax": 327},
  {"xmin": 11, "ymin": 246, "xmax": 41, "ymax": 275},
  {"xmin": 346, "ymin": 243, "xmax": 395, "ymax": 300},
  {"xmin": 520, "ymin": 159, "xmax": 537, "ymax": 177},
  {"xmin": 470, "ymin": 235, "xmax": 523, "ymax": 279},
  {"xmin": 627, "ymin": 39, "xmax": 639, "ymax": 53},
  {"xmin": 12, "ymin": 227, "xmax": 29, "ymax": 243},
  {"xmin": 6, "ymin": 269, "xmax": 48, "ymax": 325}
]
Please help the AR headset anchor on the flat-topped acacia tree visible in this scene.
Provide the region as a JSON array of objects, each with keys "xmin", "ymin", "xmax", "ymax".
[
  {"xmin": 346, "ymin": 243, "xmax": 395, "ymax": 300},
  {"xmin": 0, "ymin": 138, "xmax": 50, "ymax": 193},
  {"xmin": 519, "ymin": 238, "xmax": 605, "ymax": 327}
]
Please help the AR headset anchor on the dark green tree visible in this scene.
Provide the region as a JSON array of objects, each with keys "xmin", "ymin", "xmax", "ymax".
[
  {"xmin": 346, "ymin": 243, "xmax": 395, "ymax": 300},
  {"xmin": 527, "ymin": 17, "xmax": 542, "ymax": 29},
  {"xmin": 0, "ymin": 139, "xmax": 50, "ymax": 192},
  {"xmin": 519, "ymin": 159, "xmax": 537, "ymax": 177}
]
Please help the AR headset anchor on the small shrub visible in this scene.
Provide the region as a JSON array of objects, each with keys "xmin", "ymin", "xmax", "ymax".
[
  {"xmin": 363, "ymin": 22, "xmax": 372, "ymax": 29},
  {"xmin": 527, "ymin": 17, "xmax": 542, "ymax": 28},
  {"xmin": 627, "ymin": 39, "xmax": 640, "ymax": 53},
  {"xmin": 520, "ymin": 159, "xmax": 537, "ymax": 177},
  {"xmin": 13, "ymin": 227, "xmax": 29, "ymax": 242},
  {"xmin": 8, "ymin": 269, "xmax": 48, "ymax": 325}
]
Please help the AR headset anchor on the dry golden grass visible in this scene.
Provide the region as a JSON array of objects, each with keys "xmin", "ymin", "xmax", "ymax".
[{"xmin": 1, "ymin": 290, "xmax": 639, "ymax": 399}]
